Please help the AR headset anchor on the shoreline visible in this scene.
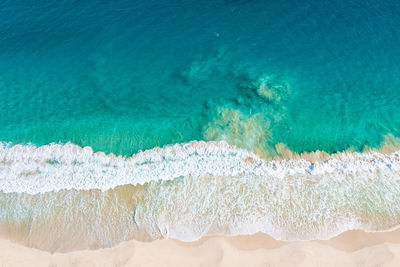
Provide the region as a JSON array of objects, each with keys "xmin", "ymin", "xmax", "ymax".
[
  {"xmin": 1, "ymin": 229, "xmax": 400, "ymax": 267},
  {"xmin": 1, "ymin": 140, "xmax": 400, "ymax": 251}
]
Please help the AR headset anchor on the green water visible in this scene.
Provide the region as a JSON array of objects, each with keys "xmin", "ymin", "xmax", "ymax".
[{"xmin": 1, "ymin": 0, "xmax": 400, "ymax": 156}]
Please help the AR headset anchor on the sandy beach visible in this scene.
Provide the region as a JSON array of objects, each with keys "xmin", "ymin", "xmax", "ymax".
[{"xmin": 0, "ymin": 230, "xmax": 399, "ymax": 267}]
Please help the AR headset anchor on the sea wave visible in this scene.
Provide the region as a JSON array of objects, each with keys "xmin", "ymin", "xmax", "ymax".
[{"xmin": 0, "ymin": 140, "xmax": 400, "ymax": 251}]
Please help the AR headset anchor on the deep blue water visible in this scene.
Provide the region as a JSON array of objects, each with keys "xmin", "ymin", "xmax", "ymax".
[{"xmin": 1, "ymin": 0, "xmax": 400, "ymax": 156}]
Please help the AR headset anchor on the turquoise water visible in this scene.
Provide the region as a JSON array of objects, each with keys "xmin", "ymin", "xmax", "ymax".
[
  {"xmin": 1, "ymin": 0, "xmax": 400, "ymax": 156},
  {"xmin": 1, "ymin": 1, "xmax": 400, "ymax": 251}
]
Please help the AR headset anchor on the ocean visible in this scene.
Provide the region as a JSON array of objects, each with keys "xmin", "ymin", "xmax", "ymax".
[{"xmin": 0, "ymin": 0, "xmax": 400, "ymax": 252}]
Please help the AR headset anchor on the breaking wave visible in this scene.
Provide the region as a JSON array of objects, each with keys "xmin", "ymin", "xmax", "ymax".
[{"xmin": 0, "ymin": 140, "xmax": 400, "ymax": 252}]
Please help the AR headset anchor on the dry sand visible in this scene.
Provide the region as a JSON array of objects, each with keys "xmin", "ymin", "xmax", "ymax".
[{"xmin": 1, "ymin": 230, "xmax": 400, "ymax": 267}]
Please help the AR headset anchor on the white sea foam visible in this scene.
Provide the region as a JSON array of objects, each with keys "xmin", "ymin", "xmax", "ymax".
[
  {"xmin": 1, "ymin": 141, "xmax": 400, "ymax": 194},
  {"xmin": 0, "ymin": 141, "xmax": 259, "ymax": 194},
  {"xmin": 0, "ymin": 141, "xmax": 400, "ymax": 251}
]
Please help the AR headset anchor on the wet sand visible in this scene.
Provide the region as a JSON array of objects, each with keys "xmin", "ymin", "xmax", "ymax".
[{"xmin": 1, "ymin": 229, "xmax": 400, "ymax": 267}]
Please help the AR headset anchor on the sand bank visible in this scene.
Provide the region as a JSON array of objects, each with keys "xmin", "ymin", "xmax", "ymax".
[{"xmin": 1, "ymin": 230, "xmax": 400, "ymax": 267}]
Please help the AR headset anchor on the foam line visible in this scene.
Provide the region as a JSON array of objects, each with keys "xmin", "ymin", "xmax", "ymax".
[{"xmin": 1, "ymin": 141, "xmax": 400, "ymax": 194}]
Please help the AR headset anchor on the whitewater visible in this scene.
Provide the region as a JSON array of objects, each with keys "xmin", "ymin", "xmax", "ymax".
[{"xmin": 0, "ymin": 140, "xmax": 399, "ymax": 251}]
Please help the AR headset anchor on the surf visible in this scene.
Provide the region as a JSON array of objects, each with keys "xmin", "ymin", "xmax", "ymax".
[{"xmin": 0, "ymin": 140, "xmax": 399, "ymax": 252}]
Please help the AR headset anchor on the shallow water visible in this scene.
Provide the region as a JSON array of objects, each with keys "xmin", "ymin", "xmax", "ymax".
[
  {"xmin": 0, "ymin": 141, "xmax": 400, "ymax": 252},
  {"xmin": 1, "ymin": 0, "xmax": 400, "ymax": 155}
]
